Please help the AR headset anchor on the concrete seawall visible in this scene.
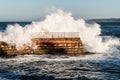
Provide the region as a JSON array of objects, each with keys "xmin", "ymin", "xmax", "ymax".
[{"xmin": 0, "ymin": 32, "xmax": 84, "ymax": 56}]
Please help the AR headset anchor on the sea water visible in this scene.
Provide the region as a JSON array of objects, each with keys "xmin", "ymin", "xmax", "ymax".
[{"xmin": 0, "ymin": 10, "xmax": 120, "ymax": 80}]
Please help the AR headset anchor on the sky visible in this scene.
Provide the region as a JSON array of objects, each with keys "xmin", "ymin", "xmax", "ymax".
[{"xmin": 0, "ymin": 0, "xmax": 120, "ymax": 21}]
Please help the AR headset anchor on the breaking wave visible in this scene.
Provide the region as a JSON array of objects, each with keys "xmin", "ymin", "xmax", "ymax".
[{"xmin": 0, "ymin": 9, "xmax": 120, "ymax": 54}]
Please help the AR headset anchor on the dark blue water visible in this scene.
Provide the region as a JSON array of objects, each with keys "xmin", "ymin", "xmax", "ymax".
[
  {"xmin": 99, "ymin": 22, "xmax": 120, "ymax": 38},
  {"xmin": 0, "ymin": 22, "xmax": 31, "ymax": 30},
  {"xmin": 0, "ymin": 22, "xmax": 120, "ymax": 80}
]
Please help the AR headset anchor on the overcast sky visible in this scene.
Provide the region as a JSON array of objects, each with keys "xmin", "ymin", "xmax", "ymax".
[{"xmin": 0, "ymin": 0, "xmax": 120, "ymax": 21}]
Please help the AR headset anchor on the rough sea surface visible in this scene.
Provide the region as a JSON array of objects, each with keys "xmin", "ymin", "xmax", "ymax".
[{"xmin": 0, "ymin": 22, "xmax": 120, "ymax": 80}]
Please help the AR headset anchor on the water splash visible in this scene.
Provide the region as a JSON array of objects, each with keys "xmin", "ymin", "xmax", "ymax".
[{"xmin": 0, "ymin": 9, "xmax": 120, "ymax": 53}]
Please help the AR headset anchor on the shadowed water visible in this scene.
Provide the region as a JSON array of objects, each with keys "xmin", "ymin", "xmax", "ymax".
[{"xmin": 0, "ymin": 53, "xmax": 120, "ymax": 80}]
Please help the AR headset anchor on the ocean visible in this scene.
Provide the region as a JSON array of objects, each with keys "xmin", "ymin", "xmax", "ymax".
[{"xmin": 0, "ymin": 21, "xmax": 120, "ymax": 80}]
